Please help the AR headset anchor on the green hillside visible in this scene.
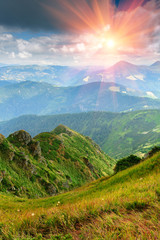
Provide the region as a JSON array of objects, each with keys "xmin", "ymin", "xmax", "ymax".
[
  {"xmin": 1, "ymin": 110, "xmax": 160, "ymax": 158},
  {"xmin": 0, "ymin": 125, "xmax": 114, "ymax": 198},
  {"xmin": 0, "ymin": 149, "xmax": 160, "ymax": 239}
]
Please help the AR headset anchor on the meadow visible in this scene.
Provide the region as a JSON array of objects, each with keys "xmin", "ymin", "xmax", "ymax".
[{"xmin": 0, "ymin": 150, "xmax": 160, "ymax": 239}]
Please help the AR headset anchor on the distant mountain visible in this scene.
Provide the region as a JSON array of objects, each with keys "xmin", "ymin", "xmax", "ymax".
[
  {"xmin": 0, "ymin": 64, "xmax": 100, "ymax": 86},
  {"xmin": 101, "ymin": 61, "xmax": 160, "ymax": 97},
  {"xmin": 0, "ymin": 81, "xmax": 160, "ymax": 121},
  {"xmin": 0, "ymin": 126, "xmax": 114, "ymax": 197},
  {"xmin": 0, "ymin": 61, "xmax": 160, "ymax": 97},
  {"xmin": 1, "ymin": 110, "xmax": 160, "ymax": 158},
  {"xmin": 151, "ymin": 61, "xmax": 160, "ymax": 67},
  {"xmin": 0, "ymin": 80, "xmax": 17, "ymax": 87}
]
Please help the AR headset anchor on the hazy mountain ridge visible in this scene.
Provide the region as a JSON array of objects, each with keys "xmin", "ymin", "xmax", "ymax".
[
  {"xmin": 101, "ymin": 61, "xmax": 160, "ymax": 98},
  {"xmin": 0, "ymin": 65, "xmax": 99, "ymax": 86},
  {"xmin": 0, "ymin": 80, "xmax": 160, "ymax": 121},
  {"xmin": 0, "ymin": 61, "xmax": 160, "ymax": 95}
]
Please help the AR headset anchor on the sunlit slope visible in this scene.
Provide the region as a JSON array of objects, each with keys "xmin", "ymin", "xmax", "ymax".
[
  {"xmin": 0, "ymin": 151, "xmax": 160, "ymax": 239},
  {"xmin": 0, "ymin": 125, "xmax": 114, "ymax": 198}
]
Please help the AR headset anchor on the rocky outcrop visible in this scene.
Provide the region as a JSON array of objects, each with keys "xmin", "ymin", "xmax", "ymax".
[
  {"xmin": 18, "ymin": 151, "xmax": 30, "ymax": 167},
  {"xmin": 8, "ymin": 130, "xmax": 42, "ymax": 159},
  {"xmin": 83, "ymin": 157, "xmax": 95, "ymax": 172},
  {"xmin": 46, "ymin": 183, "xmax": 57, "ymax": 196},
  {"xmin": 29, "ymin": 140, "xmax": 41, "ymax": 157},
  {"xmin": 8, "ymin": 151, "xmax": 15, "ymax": 161},
  {"xmin": 0, "ymin": 134, "xmax": 5, "ymax": 144},
  {"xmin": 62, "ymin": 181, "xmax": 70, "ymax": 189},
  {"xmin": 8, "ymin": 130, "xmax": 32, "ymax": 146},
  {"xmin": 39, "ymin": 177, "xmax": 57, "ymax": 196}
]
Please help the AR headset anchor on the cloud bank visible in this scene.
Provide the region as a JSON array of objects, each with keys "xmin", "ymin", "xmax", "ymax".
[{"xmin": 0, "ymin": 0, "xmax": 159, "ymax": 65}]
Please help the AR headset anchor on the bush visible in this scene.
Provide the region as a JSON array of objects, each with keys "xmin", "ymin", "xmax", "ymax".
[
  {"xmin": 147, "ymin": 146, "xmax": 160, "ymax": 158},
  {"xmin": 114, "ymin": 155, "xmax": 141, "ymax": 173}
]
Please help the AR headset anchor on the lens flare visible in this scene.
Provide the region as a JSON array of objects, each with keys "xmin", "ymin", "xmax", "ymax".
[
  {"xmin": 106, "ymin": 39, "xmax": 115, "ymax": 49},
  {"xmin": 42, "ymin": 0, "xmax": 160, "ymax": 64}
]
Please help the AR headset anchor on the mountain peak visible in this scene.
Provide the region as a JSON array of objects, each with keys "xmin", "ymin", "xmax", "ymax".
[
  {"xmin": 114, "ymin": 60, "xmax": 135, "ymax": 67},
  {"xmin": 52, "ymin": 124, "xmax": 74, "ymax": 136},
  {"xmin": 7, "ymin": 130, "xmax": 32, "ymax": 146},
  {"xmin": 151, "ymin": 61, "xmax": 160, "ymax": 67},
  {"xmin": 107, "ymin": 61, "xmax": 136, "ymax": 72}
]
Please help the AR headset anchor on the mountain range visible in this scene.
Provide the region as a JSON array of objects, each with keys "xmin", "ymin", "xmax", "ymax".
[
  {"xmin": 0, "ymin": 80, "xmax": 160, "ymax": 121},
  {"xmin": 0, "ymin": 60, "xmax": 160, "ymax": 121},
  {"xmin": 0, "ymin": 60, "xmax": 160, "ymax": 96},
  {"xmin": 0, "ymin": 60, "xmax": 160, "ymax": 88},
  {"xmin": 1, "ymin": 110, "xmax": 160, "ymax": 158}
]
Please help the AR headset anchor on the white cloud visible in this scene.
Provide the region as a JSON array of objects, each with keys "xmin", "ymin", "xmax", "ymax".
[
  {"xmin": 18, "ymin": 51, "xmax": 32, "ymax": 59},
  {"xmin": 10, "ymin": 52, "xmax": 16, "ymax": 59},
  {"xmin": 17, "ymin": 39, "xmax": 29, "ymax": 51},
  {"xmin": 0, "ymin": 0, "xmax": 159, "ymax": 66},
  {"xmin": 0, "ymin": 34, "xmax": 13, "ymax": 41},
  {"xmin": 77, "ymin": 43, "xmax": 85, "ymax": 52}
]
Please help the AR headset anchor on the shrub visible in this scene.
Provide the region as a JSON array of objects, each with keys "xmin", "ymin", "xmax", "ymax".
[
  {"xmin": 147, "ymin": 146, "xmax": 160, "ymax": 158},
  {"xmin": 114, "ymin": 155, "xmax": 141, "ymax": 173}
]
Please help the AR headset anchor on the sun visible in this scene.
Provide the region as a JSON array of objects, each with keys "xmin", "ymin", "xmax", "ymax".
[
  {"xmin": 97, "ymin": 35, "xmax": 116, "ymax": 51},
  {"xmin": 106, "ymin": 39, "xmax": 115, "ymax": 49}
]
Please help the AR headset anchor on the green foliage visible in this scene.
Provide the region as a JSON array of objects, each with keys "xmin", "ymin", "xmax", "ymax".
[
  {"xmin": 49, "ymin": 234, "xmax": 72, "ymax": 240},
  {"xmin": 0, "ymin": 126, "xmax": 114, "ymax": 198},
  {"xmin": 125, "ymin": 201, "xmax": 148, "ymax": 211},
  {"xmin": 1, "ymin": 109, "xmax": 160, "ymax": 158},
  {"xmin": 147, "ymin": 146, "xmax": 160, "ymax": 158},
  {"xmin": 114, "ymin": 155, "xmax": 141, "ymax": 173}
]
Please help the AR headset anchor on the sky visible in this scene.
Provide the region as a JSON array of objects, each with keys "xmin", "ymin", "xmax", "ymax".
[{"xmin": 0, "ymin": 0, "xmax": 159, "ymax": 66}]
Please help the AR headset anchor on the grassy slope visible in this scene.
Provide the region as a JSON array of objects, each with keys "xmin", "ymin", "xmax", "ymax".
[
  {"xmin": 0, "ymin": 151, "xmax": 160, "ymax": 239},
  {"xmin": 1, "ymin": 110, "xmax": 160, "ymax": 158},
  {"xmin": 102, "ymin": 110, "xmax": 160, "ymax": 158},
  {"xmin": 0, "ymin": 126, "xmax": 114, "ymax": 198}
]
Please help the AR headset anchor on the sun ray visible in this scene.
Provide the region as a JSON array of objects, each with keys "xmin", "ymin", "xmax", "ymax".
[{"xmin": 42, "ymin": 0, "xmax": 159, "ymax": 65}]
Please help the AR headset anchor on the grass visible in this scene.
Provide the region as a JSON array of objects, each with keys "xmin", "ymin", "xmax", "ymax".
[{"xmin": 0, "ymin": 151, "xmax": 160, "ymax": 239}]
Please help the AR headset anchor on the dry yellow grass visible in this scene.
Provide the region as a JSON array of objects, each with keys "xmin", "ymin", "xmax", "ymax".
[{"xmin": 0, "ymin": 152, "xmax": 160, "ymax": 239}]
